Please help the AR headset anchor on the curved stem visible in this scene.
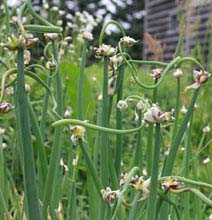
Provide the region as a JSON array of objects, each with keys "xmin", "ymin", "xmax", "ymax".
[
  {"xmin": 170, "ymin": 187, "xmax": 212, "ymax": 206},
  {"xmin": 159, "ymin": 176, "xmax": 212, "ymax": 190},
  {"xmin": 99, "ymin": 20, "xmax": 126, "ymax": 45},
  {"xmin": 52, "ymin": 119, "xmax": 143, "ymax": 134}
]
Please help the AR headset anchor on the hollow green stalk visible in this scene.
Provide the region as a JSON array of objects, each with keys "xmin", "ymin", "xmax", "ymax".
[
  {"xmin": 42, "ymin": 42, "xmax": 63, "ymax": 220},
  {"xmin": 133, "ymin": 110, "xmax": 143, "ymax": 170},
  {"xmin": 115, "ymin": 66, "xmax": 124, "ymax": 177},
  {"xmin": 3, "ymin": 0, "xmax": 10, "ymax": 37},
  {"xmin": 77, "ymin": 40, "xmax": 88, "ymax": 120},
  {"xmin": 28, "ymin": 98, "xmax": 48, "ymax": 196},
  {"xmin": 0, "ymin": 133, "xmax": 9, "ymax": 220},
  {"xmin": 147, "ymin": 81, "xmax": 158, "ymax": 176},
  {"xmin": 101, "ymin": 57, "xmax": 109, "ymax": 187},
  {"xmin": 79, "ymin": 139, "xmax": 102, "ymax": 195},
  {"xmin": 40, "ymin": 70, "xmax": 53, "ymax": 137},
  {"xmin": 171, "ymin": 78, "xmax": 180, "ymax": 141},
  {"xmin": 16, "ymin": 48, "xmax": 41, "ymax": 220},
  {"xmin": 146, "ymin": 123, "xmax": 161, "ymax": 220},
  {"xmin": 163, "ymin": 89, "xmax": 199, "ymax": 176},
  {"xmin": 182, "ymin": 114, "xmax": 193, "ymax": 220}
]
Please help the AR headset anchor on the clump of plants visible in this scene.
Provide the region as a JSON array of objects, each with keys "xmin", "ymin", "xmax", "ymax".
[{"xmin": 0, "ymin": 1, "xmax": 212, "ymax": 220}]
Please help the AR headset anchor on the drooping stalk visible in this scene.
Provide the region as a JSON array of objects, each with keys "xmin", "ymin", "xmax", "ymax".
[
  {"xmin": 146, "ymin": 123, "xmax": 161, "ymax": 220},
  {"xmin": 16, "ymin": 48, "xmax": 41, "ymax": 220}
]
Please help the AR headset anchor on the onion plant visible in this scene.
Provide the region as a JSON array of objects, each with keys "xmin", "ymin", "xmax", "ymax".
[{"xmin": 0, "ymin": 1, "xmax": 212, "ymax": 220}]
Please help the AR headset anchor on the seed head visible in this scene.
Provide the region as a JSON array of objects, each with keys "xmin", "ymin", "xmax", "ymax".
[{"xmin": 94, "ymin": 44, "xmax": 117, "ymax": 59}]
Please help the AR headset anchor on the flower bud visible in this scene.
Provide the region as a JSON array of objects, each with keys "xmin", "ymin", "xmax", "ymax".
[
  {"xmin": 150, "ymin": 69, "xmax": 163, "ymax": 80},
  {"xmin": 173, "ymin": 68, "xmax": 183, "ymax": 78},
  {"xmin": 46, "ymin": 60, "xmax": 57, "ymax": 70},
  {"xmin": 203, "ymin": 125, "xmax": 210, "ymax": 133},
  {"xmin": 193, "ymin": 70, "xmax": 211, "ymax": 84},
  {"xmin": 0, "ymin": 102, "xmax": 13, "ymax": 114},
  {"xmin": 25, "ymin": 35, "xmax": 38, "ymax": 49},
  {"xmin": 117, "ymin": 100, "xmax": 128, "ymax": 111},
  {"xmin": 44, "ymin": 33, "xmax": 59, "ymax": 41},
  {"xmin": 0, "ymin": 128, "xmax": 5, "ymax": 135},
  {"xmin": 203, "ymin": 157, "xmax": 210, "ymax": 164},
  {"xmin": 120, "ymin": 36, "xmax": 138, "ymax": 47},
  {"xmin": 82, "ymin": 31, "xmax": 93, "ymax": 41}
]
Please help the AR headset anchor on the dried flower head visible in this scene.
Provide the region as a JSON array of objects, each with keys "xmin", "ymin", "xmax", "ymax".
[
  {"xmin": 101, "ymin": 187, "xmax": 120, "ymax": 204},
  {"xmin": 130, "ymin": 176, "xmax": 151, "ymax": 196},
  {"xmin": 94, "ymin": 44, "xmax": 117, "ymax": 59},
  {"xmin": 0, "ymin": 102, "xmax": 14, "ymax": 114},
  {"xmin": 120, "ymin": 36, "xmax": 138, "ymax": 47},
  {"xmin": 173, "ymin": 68, "xmax": 183, "ymax": 78},
  {"xmin": 185, "ymin": 70, "xmax": 211, "ymax": 91},
  {"xmin": 70, "ymin": 126, "xmax": 85, "ymax": 144},
  {"xmin": 117, "ymin": 100, "xmax": 128, "ymax": 111},
  {"xmin": 150, "ymin": 69, "xmax": 163, "ymax": 80},
  {"xmin": 144, "ymin": 104, "xmax": 174, "ymax": 124},
  {"xmin": 82, "ymin": 31, "xmax": 93, "ymax": 41},
  {"xmin": 162, "ymin": 177, "xmax": 180, "ymax": 191}
]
